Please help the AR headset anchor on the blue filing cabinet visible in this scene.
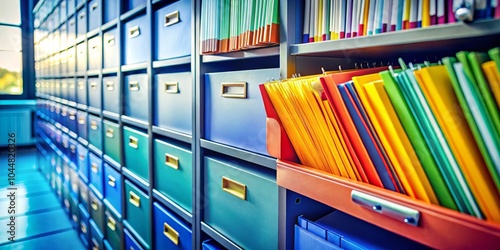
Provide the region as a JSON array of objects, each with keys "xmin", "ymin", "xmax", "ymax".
[
  {"xmin": 103, "ymin": 28, "xmax": 118, "ymax": 68},
  {"xmin": 89, "ymin": 152, "xmax": 104, "ymax": 199},
  {"xmin": 87, "ymin": 0, "xmax": 102, "ymax": 32},
  {"xmin": 102, "ymin": 75, "xmax": 120, "ymax": 114},
  {"xmin": 87, "ymin": 76, "xmax": 102, "ymax": 110},
  {"xmin": 87, "ymin": 36, "xmax": 102, "ymax": 70},
  {"xmin": 124, "ymin": 179, "xmax": 151, "ymax": 249},
  {"xmin": 153, "ymin": 202, "xmax": 192, "ymax": 250},
  {"xmin": 104, "ymin": 163, "xmax": 122, "ymax": 215},
  {"xmin": 79, "ymin": 204, "xmax": 90, "ymax": 247},
  {"xmin": 123, "ymin": 14, "xmax": 150, "ymax": 65},
  {"xmin": 124, "ymin": 73, "xmax": 149, "ymax": 122},
  {"xmin": 103, "ymin": 0, "xmax": 118, "ymax": 24},
  {"xmin": 79, "ymin": 177, "xmax": 90, "ymax": 212}
]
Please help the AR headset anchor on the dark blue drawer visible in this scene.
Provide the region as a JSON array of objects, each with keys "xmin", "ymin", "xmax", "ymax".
[
  {"xmin": 104, "ymin": 163, "xmax": 122, "ymax": 215},
  {"xmin": 154, "ymin": 0, "xmax": 192, "ymax": 61},
  {"xmin": 88, "ymin": 0, "xmax": 102, "ymax": 32},
  {"xmin": 77, "ymin": 111, "xmax": 88, "ymax": 140},
  {"xmin": 68, "ymin": 108, "xmax": 78, "ymax": 133},
  {"xmin": 68, "ymin": 137, "xmax": 78, "ymax": 163},
  {"xmin": 77, "ymin": 144, "xmax": 89, "ymax": 182},
  {"xmin": 124, "ymin": 0, "xmax": 146, "ymax": 12},
  {"xmin": 67, "ymin": 47, "xmax": 76, "ymax": 73},
  {"xmin": 204, "ymin": 68, "xmax": 279, "ymax": 156},
  {"xmin": 103, "ymin": 28, "xmax": 118, "ymax": 68},
  {"xmin": 154, "ymin": 72, "xmax": 192, "ymax": 135},
  {"xmin": 90, "ymin": 219, "xmax": 104, "ymax": 250},
  {"xmin": 76, "ymin": 78, "xmax": 87, "ymax": 105},
  {"xmin": 79, "ymin": 204, "xmax": 90, "ymax": 244},
  {"xmin": 68, "ymin": 16, "xmax": 76, "ymax": 44},
  {"xmin": 123, "ymin": 14, "xmax": 150, "ymax": 65},
  {"xmin": 87, "ymin": 36, "xmax": 102, "ymax": 70},
  {"xmin": 89, "ymin": 152, "xmax": 104, "ymax": 199},
  {"xmin": 125, "ymin": 228, "xmax": 144, "ymax": 250},
  {"xmin": 103, "ymin": 0, "xmax": 118, "ymax": 23},
  {"xmin": 124, "ymin": 74, "xmax": 149, "ymax": 121},
  {"xmin": 76, "ymin": 42, "xmax": 87, "ymax": 72},
  {"xmin": 153, "ymin": 202, "xmax": 192, "ymax": 250},
  {"xmin": 88, "ymin": 77, "xmax": 102, "ymax": 110},
  {"xmin": 67, "ymin": 0, "xmax": 75, "ymax": 15},
  {"xmin": 202, "ymin": 239, "xmax": 224, "ymax": 250},
  {"xmin": 79, "ymin": 177, "xmax": 90, "ymax": 212},
  {"xmin": 102, "ymin": 76, "xmax": 120, "ymax": 114},
  {"xmin": 76, "ymin": 8, "xmax": 86, "ymax": 37},
  {"xmin": 88, "ymin": 115, "xmax": 103, "ymax": 151}
]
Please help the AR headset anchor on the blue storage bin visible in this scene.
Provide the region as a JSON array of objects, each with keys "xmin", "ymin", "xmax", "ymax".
[
  {"xmin": 87, "ymin": 76, "xmax": 102, "ymax": 110},
  {"xmin": 77, "ymin": 144, "xmax": 89, "ymax": 182},
  {"xmin": 154, "ymin": 72, "xmax": 192, "ymax": 135},
  {"xmin": 76, "ymin": 7, "xmax": 86, "ymax": 37},
  {"xmin": 153, "ymin": 202, "xmax": 192, "ymax": 250},
  {"xmin": 103, "ymin": 28, "xmax": 118, "ymax": 68},
  {"xmin": 88, "ymin": 0, "xmax": 102, "ymax": 32},
  {"xmin": 124, "ymin": 0, "xmax": 146, "ymax": 12},
  {"xmin": 67, "ymin": 47, "xmax": 76, "ymax": 73},
  {"xmin": 103, "ymin": 0, "xmax": 118, "ymax": 24},
  {"xmin": 102, "ymin": 76, "xmax": 120, "ymax": 114},
  {"xmin": 295, "ymin": 225, "xmax": 341, "ymax": 250},
  {"xmin": 123, "ymin": 14, "xmax": 150, "ymax": 65},
  {"xmin": 76, "ymin": 42, "xmax": 87, "ymax": 73},
  {"xmin": 88, "ymin": 115, "xmax": 103, "ymax": 151},
  {"xmin": 204, "ymin": 68, "xmax": 279, "ymax": 156},
  {"xmin": 154, "ymin": 0, "xmax": 192, "ymax": 61},
  {"xmin": 125, "ymin": 228, "xmax": 144, "ymax": 250},
  {"xmin": 104, "ymin": 163, "xmax": 122, "ymax": 215},
  {"xmin": 89, "ymin": 152, "xmax": 104, "ymax": 199},
  {"xmin": 124, "ymin": 73, "xmax": 149, "ymax": 122},
  {"xmin": 87, "ymin": 36, "xmax": 102, "ymax": 70},
  {"xmin": 68, "ymin": 16, "xmax": 76, "ymax": 44}
]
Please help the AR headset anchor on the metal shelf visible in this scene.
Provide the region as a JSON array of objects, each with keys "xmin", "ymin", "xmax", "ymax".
[
  {"xmin": 152, "ymin": 190, "xmax": 193, "ymax": 224},
  {"xmin": 151, "ymin": 126, "xmax": 192, "ymax": 144},
  {"xmin": 121, "ymin": 115, "xmax": 149, "ymax": 130},
  {"xmin": 152, "ymin": 56, "xmax": 192, "ymax": 68},
  {"xmin": 202, "ymin": 46, "xmax": 279, "ymax": 63}
]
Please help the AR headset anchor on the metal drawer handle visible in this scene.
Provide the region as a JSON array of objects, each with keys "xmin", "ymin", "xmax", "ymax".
[
  {"xmin": 79, "ymin": 13, "xmax": 85, "ymax": 19},
  {"xmin": 106, "ymin": 81, "xmax": 114, "ymax": 91},
  {"xmin": 105, "ymin": 128, "xmax": 114, "ymax": 138},
  {"xmin": 92, "ymin": 237, "xmax": 99, "ymax": 250},
  {"xmin": 221, "ymin": 82, "xmax": 247, "ymax": 98},
  {"xmin": 78, "ymin": 117, "xmax": 85, "ymax": 125},
  {"xmin": 78, "ymin": 81, "xmax": 85, "ymax": 89},
  {"xmin": 165, "ymin": 153, "xmax": 179, "ymax": 170},
  {"xmin": 108, "ymin": 175, "xmax": 116, "ymax": 187},
  {"xmin": 129, "ymin": 81, "xmax": 140, "ymax": 91},
  {"xmin": 128, "ymin": 26, "xmax": 141, "ymax": 38},
  {"xmin": 106, "ymin": 36, "xmax": 115, "ymax": 47},
  {"xmin": 163, "ymin": 222, "xmax": 179, "ymax": 245},
  {"xmin": 90, "ymin": 121, "xmax": 98, "ymax": 130},
  {"xmin": 91, "ymin": 199, "xmax": 99, "ymax": 211},
  {"xmin": 128, "ymin": 136, "xmax": 138, "ymax": 149},
  {"xmin": 62, "ymin": 141, "xmax": 69, "ymax": 148},
  {"xmin": 222, "ymin": 176, "xmax": 247, "ymax": 200},
  {"xmin": 91, "ymin": 162, "xmax": 99, "ymax": 173},
  {"xmin": 107, "ymin": 216, "xmax": 116, "ymax": 231},
  {"xmin": 91, "ymin": 2, "xmax": 98, "ymax": 11},
  {"xmin": 72, "ymin": 182, "xmax": 78, "ymax": 192},
  {"xmin": 80, "ymin": 222, "xmax": 87, "ymax": 234},
  {"xmin": 129, "ymin": 191, "xmax": 141, "ymax": 207},
  {"xmin": 164, "ymin": 82, "xmax": 179, "ymax": 94},
  {"xmin": 164, "ymin": 11, "xmax": 180, "ymax": 26},
  {"xmin": 90, "ymin": 81, "xmax": 98, "ymax": 91}
]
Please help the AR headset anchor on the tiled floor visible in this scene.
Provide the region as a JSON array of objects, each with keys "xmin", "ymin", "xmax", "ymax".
[{"xmin": 0, "ymin": 147, "xmax": 85, "ymax": 249}]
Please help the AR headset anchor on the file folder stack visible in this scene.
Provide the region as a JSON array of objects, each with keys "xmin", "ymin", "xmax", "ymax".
[
  {"xmin": 200, "ymin": 0, "xmax": 279, "ymax": 54},
  {"xmin": 260, "ymin": 47, "xmax": 500, "ymax": 223}
]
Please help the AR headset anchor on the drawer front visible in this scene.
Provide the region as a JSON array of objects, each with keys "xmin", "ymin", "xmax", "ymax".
[
  {"xmin": 88, "ymin": 76, "xmax": 102, "ymax": 109},
  {"xmin": 88, "ymin": 36, "xmax": 102, "ymax": 70},
  {"xmin": 204, "ymin": 68, "xmax": 279, "ymax": 156},
  {"xmin": 60, "ymin": 25, "xmax": 68, "ymax": 51},
  {"xmin": 105, "ymin": 209, "xmax": 123, "ymax": 250},
  {"xmin": 76, "ymin": 78, "xmax": 87, "ymax": 105},
  {"xmin": 90, "ymin": 191, "xmax": 106, "ymax": 233},
  {"xmin": 104, "ymin": 163, "xmax": 122, "ymax": 215},
  {"xmin": 124, "ymin": 228, "xmax": 144, "ymax": 250},
  {"xmin": 60, "ymin": 105, "xmax": 68, "ymax": 128},
  {"xmin": 103, "ymin": 120, "xmax": 122, "ymax": 164},
  {"xmin": 76, "ymin": 8, "xmax": 86, "ymax": 37},
  {"xmin": 153, "ymin": 202, "xmax": 192, "ymax": 250},
  {"xmin": 70, "ymin": 168, "xmax": 79, "ymax": 197},
  {"xmin": 61, "ymin": 80, "xmax": 68, "ymax": 100},
  {"xmin": 154, "ymin": 72, "xmax": 192, "ymax": 135},
  {"xmin": 79, "ymin": 204, "xmax": 90, "ymax": 242},
  {"xmin": 125, "ymin": 0, "xmax": 146, "ymax": 12},
  {"xmin": 90, "ymin": 219, "xmax": 104, "ymax": 250},
  {"xmin": 124, "ymin": 179, "xmax": 151, "ymax": 248},
  {"xmin": 124, "ymin": 74, "xmax": 149, "ymax": 122},
  {"xmin": 103, "ymin": 28, "xmax": 118, "ymax": 68},
  {"xmin": 102, "ymin": 76, "xmax": 120, "ymax": 114},
  {"xmin": 60, "ymin": 0, "xmax": 67, "ymax": 24},
  {"xmin": 67, "ymin": 47, "xmax": 76, "ymax": 73},
  {"xmin": 154, "ymin": 0, "xmax": 192, "ymax": 61},
  {"xmin": 153, "ymin": 139, "xmax": 192, "ymax": 212},
  {"xmin": 68, "ymin": 109, "xmax": 78, "ymax": 134},
  {"xmin": 76, "ymin": 42, "xmax": 87, "ymax": 73},
  {"xmin": 88, "ymin": 115, "xmax": 103, "ymax": 150},
  {"xmin": 62, "ymin": 184, "xmax": 71, "ymax": 213},
  {"xmin": 68, "ymin": 79, "xmax": 77, "ymax": 102},
  {"xmin": 103, "ymin": 0, "xmax": 118, "ymax": 23},
  {"xmin": 123, "ymin": 126, "xmax": 149, "ymax": 181},
  {"xmin": 70, "ymin": 193, "xmax": 80, "ymax": 228},
  {"xmin": 123, "ymin": 14, "xmax": 150, "ymax": 65},
  {"xmin": 68, "ymin": 16, "xmax": 76, "ymax": 44},
  {"xmin": 77, "ymin": 144, "xmax": 89, "ymax": 182},
  {"xmin": 89, "ymin": 152, "xmax": 104, "ymax": 198},
  {"xmin": 79, "ymin": 178, "xmax": 90, "ymax": 212},
  {"xmin": 204, "ymin": 156, "xmax": 278, "ymax": 250},
  {"xmin": 69, "ymin": 139, "xmax": 78, "ymax": 164},
  {"xmin": 88, "ymin": 0, "xmax": 102, "ymax": 32},
  {"xmin": 67, "ymin": 0, "xmax": 75, "ymax": 14},
  {"xmin": 77, "ymin": 111, "xmax": 88, "ymax": 140}
]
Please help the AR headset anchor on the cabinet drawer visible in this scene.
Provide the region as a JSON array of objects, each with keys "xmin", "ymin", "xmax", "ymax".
[
  {"xmin": 154, "ymin": 0, "xmax": 192, "ymax": 61},
  {"xmin": 202, "ymin": 239, "xmax": 224, "ymax": 250},
  {"xmin": 103, "ymin": 120, "xmax": 122, "ymax": 164},
  {"xmin": 60, "ymin": 51, "xmax": 68, "ymax": 75},
  {"xmin": 69, "ymin": 138, "xmax": 78, "ymax": 164},
  {"xmin": 76, "ymin": 8, "xmax": 86, "ymax": 37},
  {"xmin": 60, "ymin": 25, "xmax": 68, "ymax": 51},
  {"xmin": 67, "ymin": 47, "xmax": 76, "ymax": 73},
  {"xmin": 79, "ymin": 177, "xmax": 90, "ymax": 212},
  {"xmin": 77, "ymin": 144, "xmax": 89, "ymax": 182},
  {"xmin": 90, "ymin": 191, "xmax": 106, "ymax": 233},
  {"xmin": 153, "ymin": 139, "xmax": 192, "ymax": 212},
  {"xmin": 88, "ymin": 36, "xmax": 102, "ymax": 70},
  {"xmin": 77, "ymin": 111, "xmax": 88, "ymax": 140},
  {"xmin": 104, "ymin": 163, "xmax": 122, "ymax": 215},
  {"xmin": 125, "ymin": 179, "xmax": 151, "ymax": 249},
  {"xmin": 203, "ymin": 156, "xmax": 278, "ymax": 250},
  {"xmin": 204, "ymin": 68, "xmax": 279, "ymax": 156},
  {"xmin": 103, "ymin": 0, "xmax": 118, "ymax": 24},
  {"xmin": 70, "ymin": 193, "xmax": 80, "ymax": 229},
  {"xmin": 67, "ymin": 0, "xmax": 75, "ymax": 15},
  {"xmin": 88, "ymin": 0, "xmax": 102, "ymax": 32},
  {"xmin": 123, "ymin": 126, "xmax": 149, "ymax": 182},
  {"xmin": 88, "ymin": 115, "xmax": 103, "ymax": 151},
  {"xmin": 79, "ymin": 204, "xmax": 90, "ymax": 244},
  {"xmin": 60, "ymin": 79, "xmax": 68, "ymax": 100},
  {"xmin": 123, "ymin": 14, "xmax": 150, "ymax": 65},
  {"xmin": 124, "ymin": 73, "xmax": 149, "ymax": 122},
  {"xmin": 62, "ymin": 184, "xmax": 71, "ymax": 214},
  {"xmin": 89, "ymin": 152, "xmax": 104, "ymax": 199},
  {"xmin": 154, "ymin": 72, "xmax": 192, "ymax": 135},
  {"xmin": 68, "ymin": 108, "xmax": 78, "ymax": 134},
  {"xmin": 103, "ymin": 28, "xmax": 118, "ymax": 68},
  {"xmin": 125, "ymin": 228, "xmax": 144, "ymax": 250},
  {"xmin": 76, "ymin": 42, "xmax": 87, "ymax": 73},
  {"xmin": 153, "ymin": 202, "xmax": 192, "ymax": 250},
  {"xmin": 68, "ymin": 79, "xmax": 77, "ymax": 102},
  {"xmin": 124, "ymin": 0, "xmax": 146, "ymax": 12},
  {"xmin": 60, "ymin": 0, "xmax": 67, "ymax": 24},
  {"xmin": 90, "ymin": 219, "xmax": 104, "ymax": 250},
  {"xmin": 102, "ymin": 76, "xmax": 120, "ymax": 114},
  {"xmin": 60, "ymin": 105, "xmax": 68, "ymax": 129},
  {"xmin": 105, "ymin": 208, "xmax": 123, "ymax": 250},
  {"xmin": 70, "ymin": 167, "xmax": 79, "ymax": 197},
  {"xmin": 68, "ymin": 16, "xmax": 76, "ymax": 44},
  {"xmin": 76, "ymin": 78, "xmax": 87, "ymax": 105},
  {"xmin": 88, "ymin": 76, "xmax": 101, "ymax": 110}
]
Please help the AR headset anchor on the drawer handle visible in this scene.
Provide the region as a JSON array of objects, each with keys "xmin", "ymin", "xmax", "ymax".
[
  {"xmin": 90, "ymin": 81, "xmax": 98, "ymax": 91},
  {"xmin": 90, "ymin": 121, "xmax": 98, "ymax": 130},
  {"xmin": 91, "ymin": 199, "xmax": 99, "ymax": 211},
  {"xmin": 351, "ymin": 190, "xmax": 420, "ymax": 226},
  {"xmin": 222, "ymin": 176, "xmax": 247, "ymax": 200},
  {"xmin": 79, "ymin": 13, "xmax": 85, "ymax": 19},
  {"xmin": 69, "ymin": 83, "xmax": 75, "ymax": 89},
  {"xmin": 78, "ymin": 81, "xmax": 85, "ymax": 89},
  {"xmin": 72, "ymin": 214, "xmax": 78, "ymax": 223},
  {"xmin": 106, "ymin": 128, "xmax": 114, "ymax": 138},
  {"xmin": 129, "ymin": 81, "xmax": 140, "ymax": 91},
  {"xmin": 221, "ymin": 82, "xmax": 247, "ymax": 98},
  {"xmin": 108, "ymin": 175, "xmax": 116, "ymax": 187},
  {"xmin": 69, "ymin": 19, "xmax": 75, "ymax": 25},
  {"xmin": 105, "ymin": 81, "xmax": 114, "ymax": 91},
  {"xmin": 91, "ymin": 2, "xmax": 98, "ymax": 11},
  {"xmin": 128, "ymin": 136, "xmax": 139, "ymax": 149},
  {"xmin": 128, "ymin": 26, "xmax": 141, "ymax": 38},
  {"xmin": 164, "ymin": 82, "xmax": 179, "ymax": 94},
  {"xmin": 80, "ymin": 222, "xmax": 87, "ymax": 234},
  {"xmin": 165, "ymin": 153, "xmax": 179, "ymax": 170},
  {"xmin": 92, "ymin": 237, "xmax": 99, "ymax": 250},
  {"xmin": 72, "ymin": 182, "xmax": 78, "ymax": 192},
  {"xmin": 163, "ymin": 222, "xmax": 179, "ymax": 245},
  {"xmin": 92, "ymin": 45, "xmax": 99, "ymax": 51},
  {"xmin": 79, "ymin": 154, "xmax": 86, "ymax": 160},
  {"xmin": 107, "ymin": 216, "xmax": 116, "ymax": 231},
  {"xmin": 164, "ymin": 11, "xmax": 180, "ymax": 27},
  {"xmin": 62, "ymin": 141, "xmax": 69, "ymax": 148},
  {"xmin": 106, "ymin": 36, "xmax": 115, "ymax": 47},
  {"xmin": 129, "ymin": 191, "xmax": 141, "ymax": 207},
  {"xmin": 78, "ymin": 117, "xmax": 85, "ymax": 125},
  {"xmin": 70, "ymin": 145, "xmax": 77, "ymax": 153},
  {"xmin": 91, "ymin": 162, "xmax": 99, "ymax": 173},
  {"xmin": 61, "ymin": 82, "xmax": 67, "ymax": 88},
  {"xmin": 69, "ymin": 114, "xmax": 76, "ymax": 120},
  {"xmin": 64, "ymin": 199, "xmax": 70, "ymax": 208}
]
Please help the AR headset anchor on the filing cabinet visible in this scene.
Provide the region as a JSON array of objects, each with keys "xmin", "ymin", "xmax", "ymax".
[
  {"xmin": 88, "ymin": 115, "xmax": 103, "ymax": 151},
  {"xmin": 90, "ymin": 191, "xmax": 106, "ymax": 233},
  {"xmin": 123, "ymin": 126, "xmax": 149, "ymax": 182},
  {"xmin": 89, "ymin": 152, "xmax": 104, "ymax": 198},
  {"xmin": 103, "ymin": 0, "xmax": 118, "ymax": 24},
  {"xmin": 77, "ymin": 111, "xmax": 88, "ymax": 140},
  {"xmin": 104, "ymin": 163, "xmax": 122, "ymax": 215},
  {"xmin": 102, "ymin": 76, "xmax": 120, "ymax": 114},
  {"xmin": 87, "ymin": 76, "xmax": 101, "ymax": 110},
  {"xmin": 76, "ymin": 42, "xmax": 87, "ymax": 73},
  {"xmin": 104, "ymin": 208, "xmax": 123, "ymax": 250},
  {"xmin": 68, "ymin": 108, "xmax": 78, "ymax": 133},
  {"xmin": 124, "ymin": 73, "xmax": 149, "ymax": 122},
  {"xmin": 153, "ymin": 202, "xmax": 192, "ymax": 250},
  {"xmin": 76, "ymin": 7, "xmax": 86, "ymax": 38},
  {"xmin": 123, "ymin": 14, "xmax": 150, "ymax": 65},
  {"xmin": 125, "ymin": 179, "xmax": 151, "ymax": 249},
  {"xmin": 87, "ymin": 0, "xmax": 102, "ymax": 32},
  {"xmin": 103, "ymin": 120, "xmax": 122, "ymax": 164},
  {"xmin": 124, "ymin": 228, "xmax": 144, "ymax": 250},
  {"xmin": 103, "ymin": 28, "xmax": 118, "ymax": 68},
  {"xmin": 87, "ymin": 36, "xmax": 102, "ymax": 70}
]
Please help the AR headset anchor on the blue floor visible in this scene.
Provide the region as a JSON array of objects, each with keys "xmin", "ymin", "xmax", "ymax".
[{"xmin": 0, "ymin": 148, "xmax": 85, "ymax": 249}]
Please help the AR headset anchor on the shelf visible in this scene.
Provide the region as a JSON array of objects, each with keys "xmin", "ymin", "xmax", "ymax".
[
  {"xmin": 102, "ymin": 111, "xmax": 120, "ymax": 121},
  {"xmin": 201, "ymin": 222, "xmax": 242, "ymax": 250},
  {"xmin": 102, "ymin": 67, "xmax": 119, "ymax": 75},
  {"xmin": 77, "ymin": 137, "xmax": 88, "ymax": 146},
  {"xmin": 102, "ymin": 19, "xmax": 118, "ymax": 32},
  {"xmin": 86, "ymin": 69, "xmax": 100, "ymax": 76},
  {"xmin": 277, "ymin": 160, "xmax": 500, "ymax": 249},
  {"xmin": 290, "ymin": 19, "xmax": 500, "ymax": 59},
  {"xmin": 103, "ymin": 155, "xmax": 121, "ymax": 172},
  {"xmin": 86, "ymin": 29, "xmax": 100, "ymax": 39},
  {"xmin": 87, "ymin": 107, "xmax": 101, "ymax": 116},
  {"xmin": 121, "ymin": 115, "xmax": 149, "ymax": 130},
  {"xmin": 120, "ymin": 4, "xmax": 147, "ymax": 22},
  {"xmin": 152, "ymin": 56, "xmax": 191, "ymax": 68},
  {"xmin": 151, "ymin": 126, "xmax": 192, "ymax": 144},
  {"xmin": 152, "ymin": 189, "xmax": 192, "ymax": 224},
  {"xmin": 202, "ymin": 46, "xmax": 279, "ymax": 63},
  {"xmin": 122, "ymin": 167, "xmax": 150, "ymax": 192},
  {"xmin": 76, "ymin": 104, "xmax": 87, "ymax": 111},
  {"xmin": 121, "ymin": 63, "xmax": 148, "ymax": 72},
  {"xmin": 88, "ymin": 143, "xmax": 102, "ymax": 156},
  {"xmin": 200, "ymin": 139, "xmax": 276, "ymax": 170}
]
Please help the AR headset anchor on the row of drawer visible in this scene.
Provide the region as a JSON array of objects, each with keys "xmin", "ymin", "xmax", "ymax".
[{"xmin": 35, "ymin": 0, "xmax": 192, "ymax": 65}]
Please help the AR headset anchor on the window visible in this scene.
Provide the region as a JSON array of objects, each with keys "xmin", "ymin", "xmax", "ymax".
[{"xmin": 0, "ymin": 0, "xmax": 23, "ymax": 95}]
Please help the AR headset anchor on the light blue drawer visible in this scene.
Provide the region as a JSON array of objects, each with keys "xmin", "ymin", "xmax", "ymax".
[
  {"xmin": 76, "ymin": 42, "xmax": 87, "ymax": 72},
  {"xmin": 123, "ymin": 14, "xmax": 150, "ymax": 65},
  {"xmin": 67, "ymin": 47, "xmax": 76, "ymax": 73},
  {"xmin": 154, "ymin": 0, "xmax": 192, "ymax": 61},
  {"xmin": 89, "ymin": 152, "xmax": 103, "ymax": 199},
  {"xmin": 68, "ymin": 16, "xmax": 76, "ymax": 44},
  {"xmin": 70, "ymin": 193, "xmax": 80, "ymax": 229},
  {"xmin": 154, "ymin": 72, "xmax": 192, "ymax": 135},
  {"xmin": 104, "ymin": 163, "xmax": 122, "ymax": 215},
  {"xmin": 124, "ymin": 228, "xmax": 144, "ymax": 250},
  {"xmin": 153, "ymin": 139, "xmax": 192, "ymax": 212},
  {"xmin": 70, "ymin": 168, "xmax": 80, "ymax": 200},
  {"xmin": 103, "ymin": 28, "xmax": 118, "ymax": 68},
  {"xmin": 204, "ymin": 68, "xmax": 279, "ymax": 156},
  {"xmin": 103, "ymin": 0, "xmax": 118, "ymax": 23},
  {"xmin": 87, "ymin": 36, "xmax": 102, "ymax": 70},
  {"xmin": 90, "ymin": 190, "xmax": 106, "ymax": 233},
  {"xmin": 67, "ymin": 0, "xmax": 75, "ymax": 15},
  {"xmin": 124, "ymin": 0, "xmax": 146, "ymax": 12},
  {"xmin": 77, "ymin": 111, "xmax": 88, "ymax": 140},
  {"xmin": 79, "ymin": 203, "xmax": 90, "ymax": 244},
  {"xmin": 124, "ymin": 73, "xmax": 149, "ymax": 122},
  {"xmin": 204, "ymin": 156, "xmax": 278, "ymax": 250},
  {"xmin": 87, "ymin": 77, "xmax": 101, "ymax": 110},
  {"xmin": 90, "ymin": 219, "xmax": 104, "ymax": 250},
  {"xmin": 102, "ymin": 76, "xmax": 120, "ymax": 114},
  {"xmin": 76, "ymin": 8, "xmax": 86, "ymax": 37},
  {"xmin": 60, "ymin": 0, "xmax": 67, "ymax": 24},
  {"xmin": 77, "ymin": 144, "xmax": 89, "ymax": 182},
  {"xmin": 123, "ymin": 126, "xmax": 149, "ymax": 182},
  {"xmin": 88, "ymin": 0, "xmax": 102, "ymax": 32},
  {"xmin": 124, "ymin": 179, "xmax": 151, "ymax": 249},
  {"xmin": 153, "ymin": 202, "xmax": 192, "ymax": 250},
  {"xmin": 103, "ymin": 120, "xmax": 121, "ymax": 164},
  {"xmin": 104, "ymin": 208, "xmax": 123, "ymax": 250},
  {"xmin": 88, "ymin": 115, "xmax": 103, "ymax": 151}
]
